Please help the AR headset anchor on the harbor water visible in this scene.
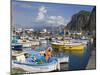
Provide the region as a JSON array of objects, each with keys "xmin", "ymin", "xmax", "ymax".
[{"xmin": 68, "ymin": 42, "xmax": 92, "ymax": 70}]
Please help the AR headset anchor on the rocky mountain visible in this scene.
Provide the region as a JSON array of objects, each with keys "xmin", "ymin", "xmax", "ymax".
[
  {"xmin": 85, "ymin": 6, "xmax": 96, "ymax": 32},
  {"xmin": 67, "ymin": 10, "xmax": 90, "ymax": 31},
  {"xmin": 67, "ymin": 6, "xmax": 96, "ymax": 33}
]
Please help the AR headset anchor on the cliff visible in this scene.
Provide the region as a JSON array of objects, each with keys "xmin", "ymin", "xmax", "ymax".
[{"xmin": 67, "ymin": 6, "xmax": 96, "ymax": 33}]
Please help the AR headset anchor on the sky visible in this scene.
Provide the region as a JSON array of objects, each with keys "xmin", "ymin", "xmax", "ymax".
[{"xmin": 12, "ymin": 0, "xmax": 94, "ymax": 28}]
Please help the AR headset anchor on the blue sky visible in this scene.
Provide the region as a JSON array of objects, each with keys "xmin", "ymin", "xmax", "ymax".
[{"xmin": 12, "ymin": 0, "xmax": 94, "ymax": 27}]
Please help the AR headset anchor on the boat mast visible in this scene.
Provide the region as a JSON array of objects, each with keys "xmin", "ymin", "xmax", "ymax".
[{"xmin": 64, "ymin": 26, "xmax": 66, "ymax": 41}]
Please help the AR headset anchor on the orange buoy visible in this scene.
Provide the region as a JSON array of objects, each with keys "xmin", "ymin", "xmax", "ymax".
[
  {"xmin": 46, "ymin": 47, "xmax": 52, "ymax": 56},
  {"xmin": 44, "ymin": 53, "xmax": 49, "ymax": 62}
]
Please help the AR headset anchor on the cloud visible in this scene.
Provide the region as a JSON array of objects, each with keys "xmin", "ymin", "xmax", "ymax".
[
  {"xmin": 56, "ymin": 16, "xmax": 65, "ymax": 25},
  {"xmin": 35, "ymin": 6, "xmax": 66, "ymax": 26},
  {"xmin": 36, "ymin": 6, "xmax": 47, "ymax": 22},
  {"xmin": 47, "ymin": 16, "xmax": 57, "ymax": 24},
  {"xmin": 39, "ymin": 6, "xmax": 47, "ymax": 13},
  {"xmin": 47, "ymin": 16, "xmax": 65, "ymax": 25}
]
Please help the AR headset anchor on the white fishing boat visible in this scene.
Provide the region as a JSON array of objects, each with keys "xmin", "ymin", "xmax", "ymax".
[
  {"xmin": 31, "ymin": 39, "xmax": 40, "ymax": 46},
  {"xmin": 19, "ymin": 40, "xmax": 40, "ymax": 47},
  {"xmin": 70, "ymin": 39, "xmax": 89, "ymax": 45},
  {"xmin": 12, "ymin": 50, "xmax": 58, "ymax": 72},
  {"xmin": 39, "ymin": 37, "xmax": 47, "ymax": 44},
  {"xmin": 17, "ymin": 39, "xmax": 32, "ymax": 48}
]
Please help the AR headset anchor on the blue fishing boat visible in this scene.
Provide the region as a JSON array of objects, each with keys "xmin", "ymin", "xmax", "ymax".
[
  {"xmin": 12, "ymin": 43, "xmax": 23, "ymax": 50},
  {"xmin": 12, "ymin": 49, "xmax": 59, "ymax": 72}
]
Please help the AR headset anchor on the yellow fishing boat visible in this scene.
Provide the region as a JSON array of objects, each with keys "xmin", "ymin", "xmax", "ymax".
[{"xmin": 51, "ymin": 41, "xmax": 85, "ymax": 53}]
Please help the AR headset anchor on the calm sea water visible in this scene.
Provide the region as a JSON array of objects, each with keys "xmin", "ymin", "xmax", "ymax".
[
  {"xmin": 23, "ymin": 40, "xmax": 92, "ymax": 71},
  {"xmin": 68, "ymin": 43, "xmax": 92, "ymax": 70}
]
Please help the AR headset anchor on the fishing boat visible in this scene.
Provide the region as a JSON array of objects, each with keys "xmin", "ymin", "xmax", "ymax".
[
  {"xmin": 31, "ymin": 39, "xmax": 40, "ymax": 46},
  {"xmin": 39, "ymin": 37, "xmax": 47, "ymax": 44},
  {"xmin": 17, "ymin": 39, "xmax": 32, "ymax": 48},
  {"xmin": 51, "ymin": 40, "xmax": 85, "ymax": 54},
  {"xmin": 12, "ymin": 49, "xmax": 58, "ymax": 72},
  {"xmin": 12, "ymin": 43, "xmax": 23, "ymax": 50},
  {"xmin": 70, "ymin": 39, "xmax": 89, "ymax": 45},
  {"xmin": 12, "ymin": 35, "xmax": 22, "ymax": 51},
  {"xmin": 12, "ymin": 35, "xmax": 20, "ymax": 43},
  {"xmin": 52, "ymin": 41, "xmax": 84, "ymax": 50},
  {"xmin": 12, "ymin": 38, "xmax": 40, "ymax": 48},
  {"xmin": 17, "ymin": 36, "xmax": 40, "ymax": 47}
]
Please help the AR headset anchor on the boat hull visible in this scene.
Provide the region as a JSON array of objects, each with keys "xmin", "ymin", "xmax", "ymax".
[
  {"xmin": 12, "ymin": 61, "xmax": 58, "ymax": 73},
  {"xmin": 52, "ymin": 43, "xmax": 85, "ymax": 54},
  {"xmin": 12, "ymin": 44, "xmax": 23, "ymax": 50},
  {"xmin": 40, "ymin": 40, "xmax": 47, "ymax": 44},
  {"xmin": 31, "ymin": 41, "xmax": 40, "ymax": 46},
  {"xmin": 22, "ymin": 42, "xmax": 32, "ymax": 48}
]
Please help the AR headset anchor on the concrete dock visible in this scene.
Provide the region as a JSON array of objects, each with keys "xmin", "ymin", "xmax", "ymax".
[{"xmin": 86, "ymin": 50, "xmax": 96, "ymax": 69}]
